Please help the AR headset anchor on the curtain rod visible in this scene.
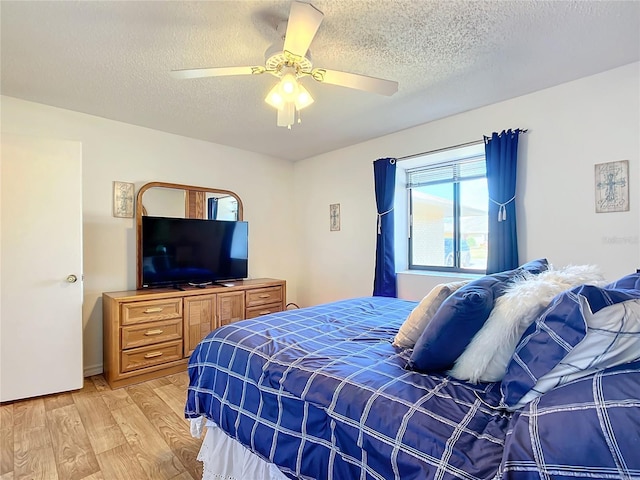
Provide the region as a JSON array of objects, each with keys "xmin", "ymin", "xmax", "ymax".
[{"xmin": 396, "ymin": 129, "xmax": 528, "ymax": 162}]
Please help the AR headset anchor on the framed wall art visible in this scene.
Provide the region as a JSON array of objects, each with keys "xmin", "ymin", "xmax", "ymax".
[
  {"xmin": 113, "ymin": 181, "xmax": 135, "ymax": 218},
  {"xmin": 594, "ymin": 160, "xmax": 629, "ymax": 213},
  {"xmin": 330, "ymin": 203, "xmax": 341, "ymax": 231}
]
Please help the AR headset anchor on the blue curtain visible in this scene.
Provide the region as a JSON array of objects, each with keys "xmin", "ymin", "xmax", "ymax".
[
  {"xmin": 373, "ymin": 158, "xmax": 397, "ymax": 297},
  {"xmin": 484, "ymin": 129, "xmax": 522, "ymax": 274}
]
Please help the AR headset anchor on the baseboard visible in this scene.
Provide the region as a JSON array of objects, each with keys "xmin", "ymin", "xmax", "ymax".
[{"xmin": 84, "ymin": 363, "xmax": 103, "ymax": 377}]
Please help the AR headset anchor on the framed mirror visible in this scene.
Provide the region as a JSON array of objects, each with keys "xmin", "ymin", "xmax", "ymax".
[{"xmin": 135, "ymin": 181, "xmax": 244, "ymax": 288}]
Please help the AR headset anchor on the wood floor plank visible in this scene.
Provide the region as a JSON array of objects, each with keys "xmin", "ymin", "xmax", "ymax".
[
  {"xmin": 144, "ymin": 377, "xmax": 173, "ymax": 389},
  {"xmin": 14, "ymin": 425, "xmax": 51, "ymax": 455},
  {"xmin": 111, "ymin": 403, "xmax": 186, "ymax": 480},
  {"xmin": 125, "ymin": 383, "xmax": 165, "ymax": 413},
  {"xmin": 95, "ymin": 444, "xmax": 148, "ymax": 480},
  {"xmin": 100, "ymin": 388, "xmax": 134, "ymax": 411},
  {"xmin": 0, "ymin": 427, "xmax": 13, "ymax": 476},
  {"xmin": 46, "ymin": 404, "xmax": 100, "ymax": 480},
  {"xmin": 73, "ymin": 392, "xmax": 127, "ymax": 455},
  {"xmin": 127, "ymin": 384, "xmax": 202, "ymax": 480},
  {"xmin": 79, "ymin": 377, "xmax": 98, "ymax": 395},
  {"xmin": 13, "ymin": 444, "xmax": 58, "ymax": 480},
  {"xmin": 13, "ymin": 422, "xmax": 56, "ymax": 479},
  {"xmin": 166, "ymin": 372, "xmax": 190, "ymax": 390},
  {"xmin": 154, "ymin": 383, "xmax": 188, "ymax": 419},
  {"xmin": 170, "ymin": 471, "xmax": 196, "ymax": 480},
  {"xmin": 13, "ymin": 398, "xmax": 45, "ymax": 429},
  {"xmin": 0, "ymin": 401, "xmax": 14, "ymax": 476},
  {"xmin": 79, "ymin": 471, "xmax": 104, "ymax": 480},
  {"xmin": 90, "ymin": 375, "xmax": 109, "ymax": 392},
  {"xmin": 43, "ymin": 391, "xmax": 75, "ymax": 412},
  {"xmin": 0, "ymin": 404, "xmax": 13, "ymax": 429},
  {"xmin": 0, "ymin": 471, "xmax": 13, "ymax": 480}
]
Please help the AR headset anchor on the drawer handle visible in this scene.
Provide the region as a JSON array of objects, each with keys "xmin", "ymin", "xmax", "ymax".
[
  {"xmin": 143, "ymin": 307, "xmax": 163, "ymax": 314},
  {"xmin": 144, "ymin": 329, "xmax": 164, "ymax": 336},
  {"xmin": 258, "ymin": 294, "xmax": 271, "ymax": 299},
  {"xmin": 144, "ymin": 352, "xmax": 164, "ymax": 359},
  {"xmin": 258, "ymin": 310, "xmax": 272, "ymax": 315}
]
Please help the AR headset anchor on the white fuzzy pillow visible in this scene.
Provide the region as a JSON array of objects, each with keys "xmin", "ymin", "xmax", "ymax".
[
  {"xmin": 449, "ymin": 265, "xmax": 606, "ymax": 383},
  {"xmin": 393, "ymin": 281, "xmax": 468, "ymax": 349}
]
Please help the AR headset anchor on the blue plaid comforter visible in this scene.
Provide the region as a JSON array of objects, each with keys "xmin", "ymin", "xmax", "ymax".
[
  {"xmin": 498, "ymin": 359, "xmax": 640, "ymax": 480},
  {"xmin": 186, "ymin": 297, "xmax": 510, "ymax": 480},
  {"xmin": 185, "ymin": 297, "xmax": 640, "ymax": 480}
]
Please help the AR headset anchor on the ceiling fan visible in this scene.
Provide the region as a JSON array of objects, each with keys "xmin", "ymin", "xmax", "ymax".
[{"xmin": 170, "ymin": 1, "xmax": 399, "ymax": 128}]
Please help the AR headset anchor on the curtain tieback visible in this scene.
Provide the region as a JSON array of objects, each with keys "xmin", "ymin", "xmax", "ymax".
[
  {"xmin": 490, "ymin": 196, "xmax": 515, "ymax": 222},
  {"xmin": 377, "ymin": 208, "xmax": 393, "ymax": 234}
]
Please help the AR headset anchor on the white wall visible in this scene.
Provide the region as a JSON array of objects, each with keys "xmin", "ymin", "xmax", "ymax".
[
  {"xmin": 294, "ymin": 62, "xmax": 640, "ymax": 305},
  {"xmin": 1, "ymin": 96, "xmax": 298, "ymax": 375},
  {"xmin": 2, "ymin": 62, "xmax": 638, "ymax": 375}
]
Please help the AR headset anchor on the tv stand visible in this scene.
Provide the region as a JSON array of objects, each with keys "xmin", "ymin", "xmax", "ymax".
[
  {"xmin": 103, "ymin": 278, "xmax": 286, "ymax": 389},
  {"xmin": 188, "ymin": 281, "xmax": 213, "ymax": 288}
]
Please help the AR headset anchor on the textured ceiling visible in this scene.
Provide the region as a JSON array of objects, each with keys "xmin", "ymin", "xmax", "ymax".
[{"xmin": 1, "ymin": 1, "xmax": 639, "ymax": 161}]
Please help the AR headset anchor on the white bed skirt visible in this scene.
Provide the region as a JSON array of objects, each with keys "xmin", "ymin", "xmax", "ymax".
[{"xmin": 191, "ymin": 418, "xmax": 289, "ymax": 480}]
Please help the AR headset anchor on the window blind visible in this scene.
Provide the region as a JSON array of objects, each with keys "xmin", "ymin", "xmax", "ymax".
[{"xmin": 406, "ymin": 155, "xmax": 485, "ymax": 188}]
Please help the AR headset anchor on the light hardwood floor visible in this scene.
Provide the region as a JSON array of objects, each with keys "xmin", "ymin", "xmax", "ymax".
[{"xmin": 0, "ymin": 372, "xmax": 203, "ymax": 480}]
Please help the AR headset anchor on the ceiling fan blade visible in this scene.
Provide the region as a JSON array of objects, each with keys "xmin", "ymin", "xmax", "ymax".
[
  {"xmin": 311, "ymin": 68, "xmax": 398, "ymax": 96},
  {"xmin": 283, "ymin": 1, "xmax": 324, "ymax": 60},
  {"xmin": 170, "ymin": 66, "xmax": 265, "ymax": 80}
]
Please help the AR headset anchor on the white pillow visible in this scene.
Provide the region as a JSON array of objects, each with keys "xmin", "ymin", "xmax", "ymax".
[
  {"xmin": 449, "ymin": 265, "xmax": 605, "ymax": 383},
  {"xmin": 393, "ymin": 281, "xmax": 468, "ymax": 349},
  {"xmin": 514, "ymin": 298, "xmax": 640, "ymax": 409}
]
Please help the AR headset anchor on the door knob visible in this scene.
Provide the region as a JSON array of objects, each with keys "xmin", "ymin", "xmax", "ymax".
[{"xmin": 66, "ymin": 274, "xmax": 78, "ymax": 283}]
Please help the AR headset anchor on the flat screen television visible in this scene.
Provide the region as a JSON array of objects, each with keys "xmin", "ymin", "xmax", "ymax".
[{"xmin": 141, "ymin": 216, "xmax": 248, "ymax": 287}]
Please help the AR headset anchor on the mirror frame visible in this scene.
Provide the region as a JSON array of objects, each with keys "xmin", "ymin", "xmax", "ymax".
[{"xmin": 135, "ymin": 181, "xmax": 244, "ymax": 289}]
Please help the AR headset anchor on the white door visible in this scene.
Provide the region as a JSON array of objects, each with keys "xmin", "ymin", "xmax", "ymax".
[{"xmin": 0, "ymin": 134, "xmax": 83, "ymax": 402}]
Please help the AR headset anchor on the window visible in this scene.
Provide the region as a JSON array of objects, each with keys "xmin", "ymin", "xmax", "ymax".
[{"xmin": 406, "ymin": 146, "xmax": 488, "ymax": 273}]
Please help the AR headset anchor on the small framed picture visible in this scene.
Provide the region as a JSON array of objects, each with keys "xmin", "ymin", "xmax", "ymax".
[
  {"xmin": 113, "ymin": 181, "xmax": 135, "ymax": 218},
  {"xmin": 330, "ymin": 203, "xmax": 340, "ymax": 231},
  {"xmin": 595, "ymin": 160, "xmax": 629, "ymax": 213}
]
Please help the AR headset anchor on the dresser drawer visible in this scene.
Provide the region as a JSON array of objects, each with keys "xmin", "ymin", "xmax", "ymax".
[
  {"xmin": 121, "ymin": 299, "xmax": 182, "ymax": 325},
  {"xmin": 245, "ymin": 303, "xmax": 283, "ymax": 319},
  {"xmin": 120, "ymin": 340, "xmax": 183, "ymax": 373},
  {"xmin": 121, "ymin": 318, "xmax": 182, "ymax": 349},
  {"xmin": 246, "ymin": 286, "xmax": 283, "ymax": 308}
]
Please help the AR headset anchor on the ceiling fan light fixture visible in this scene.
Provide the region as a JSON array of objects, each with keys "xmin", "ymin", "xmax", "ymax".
[
  {"xmin": 265, "ymin": 72, "xmax": 314, "ymax": 128},
  {"xmin": 277, "ymin": 102, "xmax": 295, "ymax": 128},
  {"xmin": 294, "ymin": 83, "xmax": 314, "ymax": 110},
  {"xmin": 265, "ymin": 84, "xmax": 285, "ymax": 108},
  {"xmin": 280, "ymin": 73, "xmax": 298, "ymax": 98},
  {"xmin": 278, "ymin": 66, "xmax": 300, "ymax": 101}
]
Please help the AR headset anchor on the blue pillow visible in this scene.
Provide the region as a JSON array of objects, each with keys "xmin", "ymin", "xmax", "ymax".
[
  {"xmin": 408, "ymin": 258, "xmax": 549, "ymax": 372},
  {"xmin": 500, "ymin": 272, "xmax": 640, "ymax": 409}
]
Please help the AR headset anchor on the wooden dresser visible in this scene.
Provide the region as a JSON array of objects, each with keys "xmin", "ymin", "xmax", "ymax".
[{"xmin": 103, "ymin": 278, "xmax": 285, "ymax": 388}]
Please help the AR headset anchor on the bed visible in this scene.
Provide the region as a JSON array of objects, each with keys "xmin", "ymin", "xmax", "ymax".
[{"xmin": 185, "ymin": 267, "xmax": 640, "ymax": 480}]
